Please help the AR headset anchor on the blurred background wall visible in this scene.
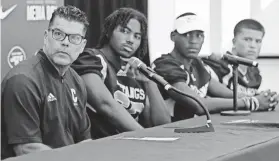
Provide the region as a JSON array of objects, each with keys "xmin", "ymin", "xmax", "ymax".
[
  {"xmin": 1, "ymin": 0, "xmax": 278, "ymax": 92},
  {"xmin": 148, "ymin": 0, "xmax": 279, "ymax": 92}
]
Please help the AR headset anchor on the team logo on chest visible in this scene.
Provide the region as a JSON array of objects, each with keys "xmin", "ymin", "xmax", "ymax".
[
  {"xmin": 71, "ymin": 88, "xmax": 78, "ymax": 106},
  {"xmin": 116, "ymin": 81, "xmax": 145, "ymax": 100}
]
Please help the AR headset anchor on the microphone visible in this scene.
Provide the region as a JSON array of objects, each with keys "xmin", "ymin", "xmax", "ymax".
[
  {"xmin": 223, "ymin": 51, "xmax": 258, "ymax": 67},
  {"xmin": 131, "ymin": 59, "xmax": 214, "ymax": 133},
  {"xmin": 137, "ymin": 63, "xmax": 172, "ymax": 91}
]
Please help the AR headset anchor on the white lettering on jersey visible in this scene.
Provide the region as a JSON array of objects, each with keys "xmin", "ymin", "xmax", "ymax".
[
  {"xmin": 230, "ymin": 84, "xmax": 257, "ymax": 97},
  {"xmin": 117, "ymin": 81, "xmax": 145, "ymax": 100},
  {"xmin": 180, "ymin": 65, "xmax": 208, "ymax": 97},
  {"xmin": 189, "ymin": 83, "xmax": 209, "ymax": 98},
  {"xmin": 114, "ymin": 90, "xmax": 144, "ymax": 120}
]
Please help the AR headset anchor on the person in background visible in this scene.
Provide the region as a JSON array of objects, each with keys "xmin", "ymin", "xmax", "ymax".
[
  {"xmin": 1, "ymin": 6, "xmax": 91, "ymax": 159},
  {"xmin": 202, "ymin": 19, "xmax": 278, "ymax": 109},
  {"xmin": 72, "ymin": 7, "xmax": 170, "ymax": 139},
  {"xmin": 152, "ymin": 13, "xmax": 276, "ymax": 122}
]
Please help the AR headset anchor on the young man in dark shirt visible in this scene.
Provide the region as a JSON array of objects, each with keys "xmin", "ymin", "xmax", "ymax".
[
  {"xmin": 72, "ymin": 8, "xmax": 170, "ymax": 138},
  {"xmin": 153, "ymin": 13, "xmax": 275, "ymax": 121},
  {"xmin": 202, "ymin": 19, "xmax": 278, "ymax": 108},
  {"xmin": 1, "ymin": 6, "xmax": 91, "ymax": 159}
]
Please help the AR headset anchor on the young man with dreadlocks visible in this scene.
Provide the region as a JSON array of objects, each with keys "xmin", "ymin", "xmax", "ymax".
[{"xmin": 72, "ymin": 8, "xmax": 170, "ymax": 138}]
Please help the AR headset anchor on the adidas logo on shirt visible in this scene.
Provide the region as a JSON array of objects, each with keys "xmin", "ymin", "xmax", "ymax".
[{"xmin": 47, "ymin": 93, "xmax": 57, "ymax": 102}]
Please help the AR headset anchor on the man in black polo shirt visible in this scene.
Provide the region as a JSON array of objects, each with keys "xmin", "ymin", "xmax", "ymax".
[{"xmin": 1, "ymin": 6, "xmax": 91, "ymax": 159}]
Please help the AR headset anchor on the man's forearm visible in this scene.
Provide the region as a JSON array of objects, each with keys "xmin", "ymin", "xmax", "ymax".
[
  {"xmin": 13, "ymin": 143, "xmax": 51, "ymax": 156},
  {"xmin": 91, "ymin": 101, "xmax": 144, "ymax": 132},
  {"xmin": 82, "ymin": 74, "xmax": 143, "ymax": 132},
  {"xmin": 202, "ymin": 97, "xmax": 246, "ymax": 114},
  {"xmin": 145, "ymin": 81, "xmax": 171, "ymax": 125}
]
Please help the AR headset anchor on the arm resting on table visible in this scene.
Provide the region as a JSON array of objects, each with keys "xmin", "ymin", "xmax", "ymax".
[
  {"xmin": 82, "ymin": 73, "xmax": 143, "ymax": 132},
  {"xmin": 13, "ymin": 143, "xmax": 51, "ymax": 156}
]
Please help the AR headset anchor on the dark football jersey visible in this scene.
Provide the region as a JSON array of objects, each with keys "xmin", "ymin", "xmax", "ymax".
[
  {"xmin": 153, "ymin": 54, "xmax": 211, "ymax": 120},
  {"xmin": 203, "ymin": 56, "xmax": 262, "ymax": 97},
  {"xmin": 72, "ymin": 48, "xmax": 147, "ymax": 120}
]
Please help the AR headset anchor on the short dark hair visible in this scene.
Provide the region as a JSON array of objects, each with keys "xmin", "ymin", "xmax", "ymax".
[
  {"xmin": 49, "ymin": 5, "xmax": 89, "ymax": 33},
  {"xmin": 233, "ymin": 19, "xmax": 265, "ymax": 37},
  {"xmin": 96, "ymin": 7, "xmax": 148, "ymax": 60}
]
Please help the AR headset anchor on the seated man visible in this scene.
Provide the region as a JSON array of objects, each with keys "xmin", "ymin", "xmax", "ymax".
[
  {"xmin": 152, "ymin": 13, "xmax": 276, "ymax": 121},
  {"xmin": 71, "ymin": 8, "xmax": 170, "ymax": 139},
  {"xmin": 1, "ymin": 6, "xmax": 91, "ymax": 159},
  {"xmin": 202, "ymin": 19, "xmax": 278, "ymax": 108}
]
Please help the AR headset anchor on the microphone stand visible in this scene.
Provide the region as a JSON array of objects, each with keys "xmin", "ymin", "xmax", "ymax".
[
  {"xmin": 137, "ymin": 63, "xmax": 214, "ymax": 133},
  {"xmin": 165, "ymin": 86, "xmax": 214, "ymax": 133},
  {"xmin": 220, "ymin": 63, "xmax": 251, "ymax": 116}
]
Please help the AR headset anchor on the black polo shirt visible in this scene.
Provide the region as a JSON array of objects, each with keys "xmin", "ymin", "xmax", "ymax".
[{"xmin": 1, "ymin": 49, "xmax": 91, "ymax": 159}]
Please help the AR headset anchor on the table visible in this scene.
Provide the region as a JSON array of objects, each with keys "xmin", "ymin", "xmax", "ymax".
[{"xmin": 5, "ymin": 110, "xmax": 279, "ymax": 161}]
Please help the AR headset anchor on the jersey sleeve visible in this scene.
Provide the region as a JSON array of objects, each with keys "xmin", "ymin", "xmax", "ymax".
[
  {"xmin": 153, "ymin": 55, "xmax": 188, "ymax": 84},
  {"xmin": 71, "ymin": 48, "xmax": 108, "ymax": 80},
  {"xmin": 2, "ymin": 75, "xmax": 42, "ymax": 145},
  {"xmin": 202, "ymin": 57, "xmax": 231, "ymax": 82}
]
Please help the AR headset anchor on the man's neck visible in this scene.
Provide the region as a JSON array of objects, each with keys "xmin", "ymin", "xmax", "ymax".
[
  {"xmin": 43, "ymin": 48, "xmax": 69, "ymax": 77},
  {"xmin": 231, "ymin": 49, "xmax": 248, "ymax": 75},
  {"xmin": 101, "ymin": 45, "xmax": 120, "ymax": 61},
  {"xmin": 170, "ymin": 49, "xmax": 193, "ymax": 69},
  {"xmin": 238, "ymin": 64, "xmax": 248, "ymax": 75}
]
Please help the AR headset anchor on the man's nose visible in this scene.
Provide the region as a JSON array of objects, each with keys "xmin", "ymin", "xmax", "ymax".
[
  {"xmin": 126, "ymin": 34, "xmax": 135, "ymax": 45},
  {"xmin": 189, "ymin": 36, "xmax": 199, "ymax": 44},
  {"xmin": 61, "ymin": 35, "xmax": 70, "ymax": 47},
  {"xmin": 249, "ymin": 40, "xmax": 258, "ymax": 49}
]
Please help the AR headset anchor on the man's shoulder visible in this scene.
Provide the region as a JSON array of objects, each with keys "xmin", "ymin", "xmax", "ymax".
[
  {"xmin": 3, "ymin": 55, "xmax": 43, "ymax": 83},
  {"xmin": 72, "ymin": 48, "xmax": 107, "ymax": 77},
  {"xmin": 154, "ymin": 53, "xmax": 175, "ymax": 62},
  {"xmin": 153, "ymin": 53, "xmax": 180, "ymax": 68},
  {"xmin": 68, "ymin": 67, "xmax": 84, "ymax": 83}
]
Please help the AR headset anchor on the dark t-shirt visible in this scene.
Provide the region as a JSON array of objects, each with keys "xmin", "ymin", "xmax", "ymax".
[
  {"xmin": 1, "ymin": 50, "xmax": 91, "ymax": 159},
  {"xmin": 153, "ymin": 54, "xmax": 211, "ymax": 121},
  {"xmin": 71, "ymin": 48, "xmax": 147, "ymax": 137},
  {"xmin": 202, "ymin": 57, "xmax": 262, "ymax": 96}
]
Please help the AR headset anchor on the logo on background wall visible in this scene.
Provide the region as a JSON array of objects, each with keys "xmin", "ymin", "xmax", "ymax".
[
  {"xmin": 0, "ymin": 4, "xmax": 17, "ymax": 20},
  {"xmin": 7, "ymin": 46, "xmax": 27, "ymax": 68},
  {"xmin": 26, "ymin": 1, "xmax": 57, "ymax": 21}
]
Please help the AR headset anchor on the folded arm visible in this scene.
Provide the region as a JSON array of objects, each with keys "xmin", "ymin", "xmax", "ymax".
[
  {"xmin": 170, "ymin": 81, "xmax": 247, "ymax": 115},
  {"xmin": 82, "ymin": 73, "xmax": 143, "ymax": 132},
  {"xmin": 142, "ymin": 81, "xmax": 171, "ymax": 127}
]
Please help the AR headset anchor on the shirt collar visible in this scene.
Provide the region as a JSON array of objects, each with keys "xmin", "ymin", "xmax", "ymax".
[{"xmin": 37, "ymin": 49, "xmax": 67, "ymax": 79}]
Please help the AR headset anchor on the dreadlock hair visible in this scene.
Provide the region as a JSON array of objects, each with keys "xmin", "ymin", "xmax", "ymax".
[
  {"xmin": 234, "ymin": 19, "xmax": 265, "ymax": 37},
  {"xmin": 49, "ymin": 5, "xmax": 89, "ymax": 34},
  {"xmin": 96, "ymin": 7, "xmax": 148, "ymax": 60}
]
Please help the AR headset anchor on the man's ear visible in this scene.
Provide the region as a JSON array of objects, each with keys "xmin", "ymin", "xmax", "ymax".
[
  {"xmin": 232, "ymin": 37, "xmax": 236, "ymax": 45},
  {"xmin": 170, "ymin": 31, "xmax": 176, "ymax": 42},
  {"xmin": 43, "ymin": 30, "xmax": 48, "ymax": 44}
]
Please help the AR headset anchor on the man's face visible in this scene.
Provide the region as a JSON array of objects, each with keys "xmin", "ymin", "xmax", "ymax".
[
  {"xmin": 233, "ymin": 28, "xmax": 264, "ymax": 60},
  {"xmin": 44, "ymin": 16, "xmax": 87, "ymax": 66},
  {"xmin": 109, "ymin": 18, "xmax": 142, "ymax": 58},
  {"xmin": 172, "ymin": 30, "xmax": 204, "ymax": 58}
]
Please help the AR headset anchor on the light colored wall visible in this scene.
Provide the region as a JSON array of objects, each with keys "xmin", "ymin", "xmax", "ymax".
[
  {"xmin": 258, "ymin": 59, "xmax": 279, "ymax": 93},
  {"xmin": 148, "ymin": 0, "xmax": 279, "ymax": 92}
]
